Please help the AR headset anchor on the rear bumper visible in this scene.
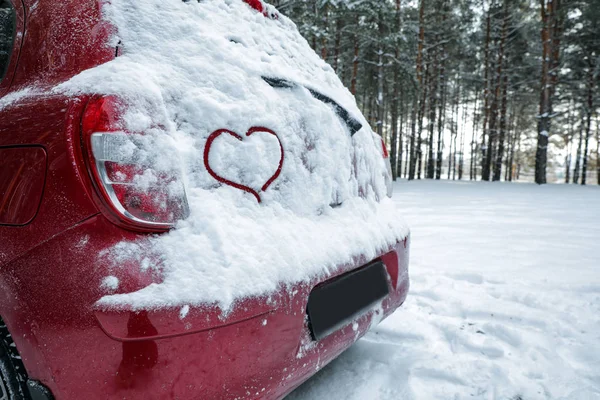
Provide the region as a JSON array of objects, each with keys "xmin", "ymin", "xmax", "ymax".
[{"xmin": 1, "ymin": 215, "xmax": 409, "ymax": 400}]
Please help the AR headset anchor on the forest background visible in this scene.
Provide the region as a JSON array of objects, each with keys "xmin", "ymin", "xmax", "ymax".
[{"xmin": 274, "ymin": 0, "xmax": 600, "ymax": 185}]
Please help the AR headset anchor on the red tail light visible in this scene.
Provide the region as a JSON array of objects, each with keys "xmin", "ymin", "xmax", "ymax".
[
  {"xmin": 241, "ymin": 0, "xmax": 279, "ymax": 19},
  {"xmin": 381, "ymin": 137, "xmax": 390, "ymax": 159},
  {"xmin": 380, "ymin": 137, "xmax": 393, "ymax": 198},
  {"xmin": 81, "ymin": 96, "xmax": 189, "ymax": 231},
  {"xmin": 243, "ymin": 0, "xmax": 263, "ymax": 12}
]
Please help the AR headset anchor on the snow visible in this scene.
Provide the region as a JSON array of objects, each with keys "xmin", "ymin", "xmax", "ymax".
[
  {"xmin": 98, "ymin": 197, "xmax": 406, "ymax": 310},
  {"xmin": 179, "ymin": 305, "xmax": 190, "ymax": 320},
  {"xmin": 208, "ymin": 130, "xmax": 283, "ymax": 193},
  {"xmin": 289, "ymin": 180, "xmax": 600, "ymax": 400},
  {"xmin": 0, "ymin": 87, "xmax": 36, "ymax": 110},
  {"xmin": 100, "ymin": 276, "xmax": 119, "ymax": 292},
  {"xmin": 55, "ymin": 0, "xmax": 405, "ymax": 311}
]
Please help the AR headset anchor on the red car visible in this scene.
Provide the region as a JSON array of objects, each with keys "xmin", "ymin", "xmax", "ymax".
[{"xmin": 0, "ymin": 0, "xmax": 409, "ymax": 399}]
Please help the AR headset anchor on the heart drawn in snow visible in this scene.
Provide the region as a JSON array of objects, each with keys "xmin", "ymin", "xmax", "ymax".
[{"xmin": 203, "ymin": 127, "xmax": 284, "ymax": 203}]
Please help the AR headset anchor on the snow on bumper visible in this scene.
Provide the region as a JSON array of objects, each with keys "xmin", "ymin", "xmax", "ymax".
[
  {"xmin": 96, "ymin": 198, "xmax": 409, "ymax": 312},
  {"xmin": 91, "ymin": 240, "xmax": 410, "ymax": 399}
]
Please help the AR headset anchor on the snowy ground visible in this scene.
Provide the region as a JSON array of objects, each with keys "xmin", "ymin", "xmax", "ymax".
[{"xmin": 288, "ymin": 180, "xmax": 600, "ymax": 400}]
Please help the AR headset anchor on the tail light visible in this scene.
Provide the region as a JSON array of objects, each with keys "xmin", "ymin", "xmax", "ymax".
[
  {"xmin": 242, "ymin": 0, "xmax": 279, "ymax": 19},
  {"xmin": 380, "ymin": 137, "xmax": 393, "ymax": 198},
  {"xmin": 81, "ymin": 96, "xmax": 189, "ymax": 231},
  {"xmin": 243, "ymin": 0, "xmax": 263, "ymax": 12}
]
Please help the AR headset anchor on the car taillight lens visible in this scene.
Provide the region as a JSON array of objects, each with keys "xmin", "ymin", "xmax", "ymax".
[
  {"xmin": 380, "ymin": 137, "xmax": 393, "ymax": 198},
  {"xmin": 241, "ymin": 0, "xmax": 279, "ymax": 19},
  {"xmin": 243, "ymin": 0, "xmax": 263, "ymax": 12},
  {"xmin": 81, "ymin": 96, "xmax": 189, "ymax": 231}
]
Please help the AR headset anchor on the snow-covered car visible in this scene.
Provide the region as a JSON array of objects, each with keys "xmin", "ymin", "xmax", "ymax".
[{"xmin": 0, "ymin": 0, "xmax": 409, "ymax": 398}]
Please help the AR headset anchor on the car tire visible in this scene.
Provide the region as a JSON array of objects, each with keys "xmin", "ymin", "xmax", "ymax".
[{"xmin": 0, "ymin": 318, "xmax": 29, "ymax": 400}]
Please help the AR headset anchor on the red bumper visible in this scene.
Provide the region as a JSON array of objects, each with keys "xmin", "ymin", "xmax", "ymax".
[{"xmin": 0, "ymin": 215, "xmax": 409, "ymax": 400}]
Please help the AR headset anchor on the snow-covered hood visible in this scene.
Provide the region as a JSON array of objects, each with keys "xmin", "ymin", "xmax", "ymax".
[{"xmin": 59, "ymin": 0, "xmax": 409, "ymax": 311}]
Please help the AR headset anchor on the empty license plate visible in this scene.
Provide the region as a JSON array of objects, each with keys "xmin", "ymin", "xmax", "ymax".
[{"xmin": 307, "ymin": 261, "xmax": 389, "ymax": 341}]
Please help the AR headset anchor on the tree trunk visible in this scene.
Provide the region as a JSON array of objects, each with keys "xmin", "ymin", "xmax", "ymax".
[
  {"xmin": 574, "ymin": 110, "xmax": 584, "ymax": 184},
  {"xmin": 404, "ymin": 113, "xmax": 411, "ymax": 178},
  {"xmin": 493, "ymin": 68, "xmax": 509, "ymax": 181},
  {"xmin": 504, "ymin": 102, "xmax": 515, "ymax": 181},
  {"xmin": 448, "ymin": 80, "xmax": 459, "ymax": 180},
  {"xmin": 480, "ymin": 5, "xmax": 492, "ymax": 180},
  {"xmin": 426, "ymin": 47, "xmax": 439, "ymax": 179},
  {"xmin": 398, "ymin": 93, "xmax": 405, "ymax": 179},
  {"xmin": 458, "ymin": 92, "xmax": 467, "ymax": 180},
  {"xmin": 408, "ymin": 97, "xmax": 418, "ymax": 180},
  {"xmin": 565, "ymin": 101, "xmax": 573, "ymax": 183},
  {"xmin": 485, "ymin": 1, "xmax": 509, "ymax": 181},
  {"xmin": 417, "ymin": 63, "xmax": 431, "ymax": 180},
  {"xmin": 452, "ymin": 82, "xmax": 459, "ymax": 180},
  {"xmin": 435, "ymin": 54, "xmax": 447, "ymax": 180},
  {"xmin": 470, "ymin": 91, "xmax": 480, "ymax": 180},
  {"xmin": 453, "ymin": 134, "xmax": 458, "ymax": 180},
  {"xmin": 508, "ymin": 106, "xmax": 520, "ymax": 181},
  {"xmin": 447, "ymin": 130, "xmax": 453, "ymax": 180},
  {"xmin": 404, "ymin": 105, "xmax": 411, "ymax": 179},
  {"xmin": 390, "ymin": 0, "xmax": 403, "ymax": 180},
  {"xmin": 596, "ymin": 116, "xmax": 600, "ymax": 186},
  {"xmin": 332, "ymin": 18, "xmax": 341, "ymax": 73},
  {"xmin": 535, "ymin": 0, "xmax": 562, "ymax": 185},
  {"xmin": 311, "ymin": 1, "xmax": 318, "ymax": 50},
  {"xmin": 435, "ymin": 85, "xmax": 446, "ymax": 180},
  {"xmin": 320, "ymin": 4, "xmax": 329, "ymax": 62},
  {"xmin": 409, "ymin": 0, "xmax": 426, "ymax": 180},
  {"xmin": 376, "ymin": 11, "xmax": 385, "ymax": 138},
  {"xmin": 390, "ymin": 88, "xmax": 400, "ymax": 180},
  {"xmin": 416, "ymin": 0, "xmax": 426, "ymax": 87},
  {"xmin": 516, "ymin": 124, "xmax": 522, "ymax": 181},
  {"xmin": 458, "ymin": 124, "xmax": 465, "ymax": 180},
  {"xmin": 581, "ymin": 67, "xmax": 594, "ymax": 185},
  {"xmin": 350, "ymin": 15, "xmax": 360, "ymax": 96},
  {"xmin": 434, "ymin": 2, "xmax": 448, "ymax": 180},
  {"xmin": 564, "ymin": 141, "xmax": 571, "ymax": 184}
]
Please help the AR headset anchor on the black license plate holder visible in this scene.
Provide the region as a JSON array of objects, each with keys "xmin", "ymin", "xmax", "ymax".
[{"xmin": 307, "ymin": 261, "xmax": 389, "ymax": 341}]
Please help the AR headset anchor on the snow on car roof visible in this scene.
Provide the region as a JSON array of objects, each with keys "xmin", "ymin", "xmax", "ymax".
[{"xmin": 58, "ymin": 0, "xmax": 409, "ymax": 312}]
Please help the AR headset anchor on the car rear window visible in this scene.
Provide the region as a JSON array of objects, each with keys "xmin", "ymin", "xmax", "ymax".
[{"xmin": 0, "ymin": 0, "xmax": 15, "ymax": 83}]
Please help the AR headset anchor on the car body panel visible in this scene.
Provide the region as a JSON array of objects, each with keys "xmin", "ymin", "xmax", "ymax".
[
  {"xmin": 0, "ymin": 145, "xmax": 46, "ymax": 225},
  {"xmin": 11, "ymin": 0, "xmax": 114, "ymax": 91},
  {"xmin": 0, "ymin": 0, "xmax": 410, "ymax": 398},
  {"xmin": 0, "ymin": 95, "xmax": 99, "ymax": 265},
  {"xmin": 1, "ymin": 212, "xmax": 409, "ymax": 399}
]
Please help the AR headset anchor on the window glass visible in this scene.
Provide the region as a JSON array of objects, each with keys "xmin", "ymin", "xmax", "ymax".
[{"xmin": 0, "ymin": 0, "xmax": 15, "ymax": 83}]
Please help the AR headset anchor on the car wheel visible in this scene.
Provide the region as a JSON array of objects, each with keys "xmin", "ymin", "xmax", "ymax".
[{"xmin": 0, "ymin": 318, "xmax": 29, "ymax": 400}]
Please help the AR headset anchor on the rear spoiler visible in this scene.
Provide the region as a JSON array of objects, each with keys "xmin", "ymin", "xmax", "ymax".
[{"xmin": 262, "ymin": 76, "xmax": 363, "ymax": 136}]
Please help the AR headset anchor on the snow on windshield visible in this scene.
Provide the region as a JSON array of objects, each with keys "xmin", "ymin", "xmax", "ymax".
[{"xmin": 57, "ymin": 0, "xmax": 409, "ymax": 311}]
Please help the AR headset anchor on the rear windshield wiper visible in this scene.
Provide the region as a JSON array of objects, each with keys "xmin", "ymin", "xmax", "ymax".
[{"xmin": 262, "ymin": 76, "xmax": 363, "ymax": 136}]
